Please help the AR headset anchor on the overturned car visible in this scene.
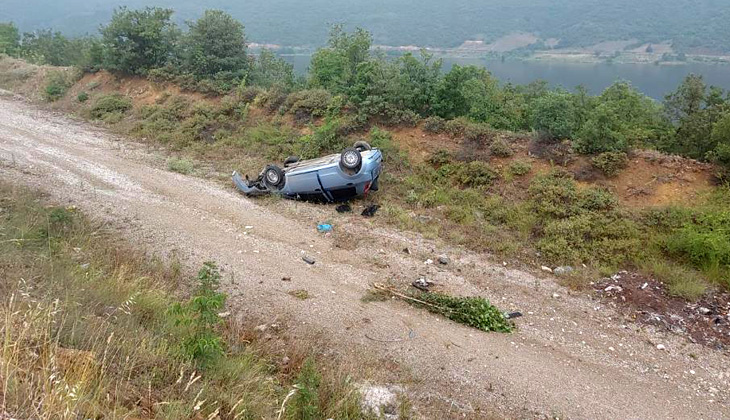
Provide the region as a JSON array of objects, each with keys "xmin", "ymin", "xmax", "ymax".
[{"xmin": 232, "ymin": 141, "xmax": 382, "ymax": 202}]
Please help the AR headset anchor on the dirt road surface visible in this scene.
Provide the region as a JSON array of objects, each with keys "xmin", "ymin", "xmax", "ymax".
[{"xmin": 1, "ymin": 92, "xmax": 728, "ymax": 419}]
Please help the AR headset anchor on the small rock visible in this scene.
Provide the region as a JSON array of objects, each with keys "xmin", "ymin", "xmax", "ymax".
[
  {"xmin": 553, "ymin": 266, "xmax": 573, "ymax": 276},
  {"xmin": 402, "ymin": 247, "xmax": 411, "ymax": 254},
  {"xmin": 699, "ymin": 307, "xmax": 711, "ymax": 315},
  {"xmin": 217, "ymin": 311, "xmax": 231, "ymax": 318},
  {"xmin": 541, "ymin": 266, "xmax": 553, "ymax": 273},
  {"xmin": 656, "ymin": 344, "xmax": 666, "ymax": 350},
  {"xmin": 282, "ymin": 276, "xmax": 292, "ymax": 281},
  {"xmin": 551, "ymin": 293, "xmax": 560, "ymax": 299},
  {"xmin": 302, "ymin": 256, "xmax": 316, "ymax": 265},
  {"xmin": 437, "ymin": 255, "xmax": 450, "ymax": 265},
  {"xmin": 80, "ymin": 263, "xmax": 90, "ymax": 269},
  {"xmin": 604, "ymin": 285, "xmax": 623, "ymax": 292},
  {"xmin": 640, "ymin": 282, "xmax": 649, "ymax": 290},
  {"xmin": 282, "ymin": 356, "xmax": 290, "ymax": 365},
  {"xmin": 245, "ymin": 225, "xmax": 254, "ymax": 229},
  {"xmin": 254, "ymin": 324, "xmax": 268, "ymax": 332},
  {"xmin": 424, "ymin": 259, "xmax": 434, "ymax": 265}
]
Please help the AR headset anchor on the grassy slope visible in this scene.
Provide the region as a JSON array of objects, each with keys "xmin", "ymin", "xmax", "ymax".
[
  {"xmin": 0, "ymin": 182, "xmax": 380, "ymax": 419},
  {"xmin": 3, "ymin": 58, "xmax": 728, "ymax": 302}
]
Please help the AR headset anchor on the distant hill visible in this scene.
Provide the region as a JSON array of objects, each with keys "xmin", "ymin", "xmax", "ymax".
[{"xmin": 2, "ymin": 0, "xmax": 730, "ymax": 53}]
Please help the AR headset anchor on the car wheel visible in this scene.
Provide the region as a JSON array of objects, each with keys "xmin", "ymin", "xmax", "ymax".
[
  {"xmin": 263, "ymin": 165, "xmax": 285, "ymax": 189},
  {"xmin": 284, "ymin": 156, "xmax": 299, "ymax": 167},
  {"xmin": 354, "ymin": 141, "xmax": 372, "ymax": 152},
  {"xmin": 340, "ymin": 147, "xmax": 362, "ymax": 170}
]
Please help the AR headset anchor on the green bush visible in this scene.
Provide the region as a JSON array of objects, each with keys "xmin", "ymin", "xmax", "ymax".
[
  {"xmin": 592, "ymin": 151, "xmax": 629, "ymax": 177},
  {"xmin": 284, "ymin": 89, "xmax": 332, "ymax": 122},
  {"xmin": 508, "ymin": 160, "xmax": 532, "ymax": 176},
  {"xmin": 167, "ymin": 157, "xmax": 194, "ymax": 174},
  {"xmin": 77, "ymin": 91, "xmax": 89, "ymax": 102},
  {"xmin": 43, "ymin": 71, "xmax": 73, "ymax": 102},
  {"xmin": 528, "ymin": 170, "xmax": 581, "ymax": 218},
  {"xmin": 462, "ymin": 121, "xmax": 493, "ymax": 144},
  {"xmin": 423, "ymin": 115, "xmax": 446, "ymax": 133},
  {"xmin": 490, "ymin": 138, "xmax": 514, "ymax": 157},
  {"xmin": 665, "ymin": 211, "xmax": 730, "ymax": 273},
  {"xmin": 89, "ymin": 94, "xmax": 132, "ymax": 121},
  {"xmin": 428, "ymin": 149, "xmax": 453, "ymax": 167},
  {"xmin": 530, "ymin": 90, "xmax": 580, "ymax": 141},
  {"xmin": 297, "ymin": 117, "xmax": 347, "ymax": 159},
  {"xmin": 288, "ymin": 357, "xmax": 322, "ymax": 420},
  {"xmin": 439, "ymin": 161, "xmax": 498, "ymax": 188},
  {"xmin": 444, "ymin": 117, "xmax": 470, "ymax": 137},
  {"xmin": 578, "ymin": 187, "xmax": 618, "ymax": 212}
]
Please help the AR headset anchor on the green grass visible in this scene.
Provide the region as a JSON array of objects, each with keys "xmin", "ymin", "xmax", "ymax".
[
  {"xmin": 0, "ymin": 182, "xmax": 379, "ymax": 419},
  {"xmin": 167, "ymin": 156, "xmax": 195, "ymax": 174}
]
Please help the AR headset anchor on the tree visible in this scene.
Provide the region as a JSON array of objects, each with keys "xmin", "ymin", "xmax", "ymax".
[
  {"xmin": 575, "ymin": 103, "xmax": 629, "ymax": 153},
  {"xmin": 309, "ymin": 25, "xmax": 372, "ymax": 94},
  {"xmin": 19, "ymin": 29, "xmax": 77, "ymax": 66},
  {"xmin": 530, "ymin": 90, "xmax": 580, "ymax": 140},
  {"xmin": 664, "ymin": 74, "xmax": 707, "ymax": 122},
  {"xmin": 432, "ymin": 65, "xmax": 491, "ymax": 119},
  {"xmin": 249, "ymin": 49, "xmax": 294, "ymax": 89},
  {"xmin": 0, "ymin": 22, "xmax": 20, "ymax": 56},
  {"xmin": 182, "ymin": 10, "xmax": 248, "ymax": 83},
  {"xmin": 101, "ymin": 7, "xmax": 178, "ymax": 75}
]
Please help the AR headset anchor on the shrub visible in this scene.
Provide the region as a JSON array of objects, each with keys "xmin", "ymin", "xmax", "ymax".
[
  {"xmin": 297, "ymin": 117, "xmax": 348, "ymax": 159},
  {"xmin": 439, "ymin": 161, "xmax": 498, "ymax": 188},
  {"xmin": 578, "ymin": 187, "xmax": 618, "ymax": 212},
  {"xmin": 490, "ymin": 138, "xmax": 514, "ymax": 157},
  {"xmin": 288, "ymin": 357, "xmax": 322, "ymax": 419},
  {"xmin": 428, "ymin": 149, "xmax": 453, "ymax": 167},
  {"xmin": 528, "ymin": 169, "xmax": 580, "ymax": 218},
  {"xmin": 255, "ymin": 87, "xmax": 288, "ymax": 113},
  {"xmin": 462, "ymin": 121, "xmax": 493, "ymax": 144},
  {"xmin": 665, "ymin": 210, "xmax": 730, "ymax": 274},
  {"xmin": 508, "ymin": 160, "xmax": 532, "ymax": 176},
  {"xmin": 77, "ymin": 91, "xmax": 89, "ymax": 102},
  {"xmin": 444, "ymin": 117, "xmax": 470, "ymax": 137},
  {"xmin": 284, "ymin": 89, "xmax": 332, "ymax": 122},
  {"xmin": 43, "ymin": 71, "xmax": 73, "ymax": 102},
  {"xmin": 592, "ymin": 151, "xmax": 629, "ymax": 177},
  {"xmin": 89, "ymin": 94, "xmax": 132, "ymax": 121},
  {"xmin": 530, "ymin": 90, "xmax": 580, "ymax": 141},
  {"xmin": 423, "ymin": 115, "xmax": 446, "ymax": 133},
  {"xmin": 167, "ymin": 157, "xmax": 194, "ymax": 174}
]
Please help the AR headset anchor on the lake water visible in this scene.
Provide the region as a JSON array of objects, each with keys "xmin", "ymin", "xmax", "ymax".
[{"xmin": 282, "ymin": 55, "xmax": 730, "ymax": 100}]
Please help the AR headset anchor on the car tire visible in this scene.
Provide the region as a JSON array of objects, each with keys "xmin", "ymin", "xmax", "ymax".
[
  {"xmin": 263, "ymin": 165, "xmax": 285, "ymax": 189},
  {"xmin": 340, "ymin": 147, "xmax": 362, "ymax": 171},
  {"xmin": 354, "ymin": 141, "xmax": 372, "ymax": 152},
  {"xmin": 284, "ymin": 156, "xmax": 299, "ymax": 167}
]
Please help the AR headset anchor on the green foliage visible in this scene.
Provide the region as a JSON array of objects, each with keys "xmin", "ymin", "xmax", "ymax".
[
  {"xmin": 181, "ymin": 10, "xmax": 248, "ymax": 88},
  {"xmin": 409, "ymin": 291, "xmax": 513, "ymax": 333},
  {"xmin": 43, "ymin": 71, "xmax": 74, "ymax": 102},
  {"xmin": 297, "ymin": 117, "xmax": 348, "ymax": 159},
  {"xmin": 0, "ymin": 22, "xmax": 21, "ymax": 56},
  {"xmin": 284, "ymin": 89, "xmax": 333, "ymax": 122},
  {"xmin": 528, "ymin": 170, "xmax": 580, "ymax": 218},
  {"xmin": 438, "ymin": 161, "xmax": 498, "ymax": 188},
  {"xmin": 591, "ymin": 151, "xmax": 629, "ymax": 177},
  {"xmin": 665, "ymin": 211, "xmax": 730, "ymax": 275},
  {"xmin": 249, "ymin": 48, "xmax": 295, "ymax": 89},
  {"xmin": 288, "ymin": 358, "xmax": 322, "ymax": 420},
  {"xmin": 310, "ymin": 25, "xmax": 372, "ymax": 94},
  {"xmin": 530, "ymin": 90, "xmax": 580, "ymax": 140},
  {"xmin": 77, "ymin": 91, "xmax": 89, "ymax": 103},
  {"xmin": 508, "ymin": 160, "xmax": 532, "ymax": 176},
  {"xmin": 89, "ymin": 94, "xmax": 132, "ymax": 121},
  {"xmin": 101, "ymin": 7, "xmax": 179, "ymax": 75},
  {"xmin": 167, "ymin": 157, "xmax": 194, "ymax": 174},
  {"xmin": 490, "ymin": 138, "xmax": 514, "ymax": 157},
  {"xmin": 167, "ymin": 262, "xmax": 227, "ymax": 365},
  {"xmin": 423, "ymin": 115, "xmax": 446, "ymax": 133}
]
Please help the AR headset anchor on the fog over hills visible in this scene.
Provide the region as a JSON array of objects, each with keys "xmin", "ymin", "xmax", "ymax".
[{"xmin": 2, "ymin": 0, "xmax": 730, "ymax": 52}]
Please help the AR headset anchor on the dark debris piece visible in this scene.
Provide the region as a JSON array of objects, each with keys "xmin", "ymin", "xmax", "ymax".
[
  {"xmin": 302, "ymin": 256, "xmax": 316, "ymax": 265},
  {"xmin": 361, "ymin": 204, "xmax": 380, "ymax": 217},
  {"xmin": 336, "ymin": 204, "xmax": 352, "ymax": 213}
]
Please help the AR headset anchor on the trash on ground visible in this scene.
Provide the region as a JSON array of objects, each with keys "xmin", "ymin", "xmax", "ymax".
[
  {"xmin": 411, "ymin": 278, "xmax": 432, "ymax": 292},
  {"xmin": 424, "ymin": 259, "xmax": 433, "ymax": 265},
  {"xmin": 541, "ymin": 266, "xmax": 553, "ymax": 273},
  {"xmin": 281, "ymin": 276, "xmax": 292, "ymax": 282},
  {"xmin": 553, "ymin": 266, "xmax": 573, "ymax": 276},
  {"xmin": 402, "ymin": 247, "xmax": 411, "ymax": 254},
  {"xmin": 505, "ymin": 312, "xmax": 523, "ymax": 319},
  {"xmin": 336, "ymin": 204, "xmax": 352, "ymax": 213},
  {"xmin": 362, "ymin": 204, "xmax": 380, "ymax": 217},
  {"xmin": 317, "ymin": 223, "xmax": 333, "ymax": 233},
  {"xmin": 232, "ymin": 141, "xmax": 382, "ymax": 202},
  {"xmin": 302, "ymin": 256, "xmax": 316, "ymax": 265},
  {"xmin": 371, "ymin": 283, "xmax": 514, "ymax": 332}
]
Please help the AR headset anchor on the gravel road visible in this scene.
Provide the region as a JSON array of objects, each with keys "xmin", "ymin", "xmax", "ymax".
[{"xmin": 1, "ymin": 92, "xmax": 728, "ymax": 419}]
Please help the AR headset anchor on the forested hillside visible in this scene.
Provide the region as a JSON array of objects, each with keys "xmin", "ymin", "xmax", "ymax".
[{"xmin": 2, "ymin": 0, "xmax": 730, "ymax": 52}]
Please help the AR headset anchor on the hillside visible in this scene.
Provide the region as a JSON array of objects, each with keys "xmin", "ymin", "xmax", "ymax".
[{"xmin": 2, "ymin": 0, "xmax": 730, "ymax": 53}]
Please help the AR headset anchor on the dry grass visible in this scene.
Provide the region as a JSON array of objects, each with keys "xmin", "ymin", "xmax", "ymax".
[{"xmin": 0, "ymin": 182, "xmax": 383, "ymax": 419}]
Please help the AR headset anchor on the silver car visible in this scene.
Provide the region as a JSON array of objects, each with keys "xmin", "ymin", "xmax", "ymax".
[{"xmin": 232, "ymin": 141, "xmax": 382, "ymax": 202}]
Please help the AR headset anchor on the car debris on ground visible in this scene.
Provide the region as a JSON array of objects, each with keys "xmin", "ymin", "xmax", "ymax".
[
  {"xmin": 302, "ymin": 256, "xmax": 316, "ymax": 265},
  {"xmin": 336, "ymin": 204, "xmax": 352, "ymax": 213}
]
